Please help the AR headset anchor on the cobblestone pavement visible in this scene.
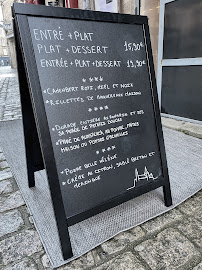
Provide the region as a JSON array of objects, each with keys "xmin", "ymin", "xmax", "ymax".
[
  {"xmin": 0, "ymin": 67, "xmax": 201, "ymax": 269},
  {"xmin": 0, "ymin": 67, "xmax": 21, "ymax": 121}
]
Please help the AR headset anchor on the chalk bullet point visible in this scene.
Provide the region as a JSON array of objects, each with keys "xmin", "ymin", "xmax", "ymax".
[
  {"xmin": 43, "ymin": 90, "xmax": 46, "ymax": 93},
  {"xmin": 52, "ymin": 128, "xmax": 55, "ymax": 131}
]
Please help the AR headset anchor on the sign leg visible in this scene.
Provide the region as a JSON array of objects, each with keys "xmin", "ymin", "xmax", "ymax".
[
  {"xmin": 13, "ymin": 17, "xmax": 44, "ymax": 188},
  {"xmin": 163, "ymin": 183, "xmax": 172, "ymax": 207},
  {"xmin": 61, "ymin": 239, "xmax": 73, "ymax": 260},
  {"xmin": 27, "ymin": 164, "xmax": 35, "ymax": 187}
]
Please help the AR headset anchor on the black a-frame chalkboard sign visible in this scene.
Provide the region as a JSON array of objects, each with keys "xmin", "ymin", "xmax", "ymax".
[{"xmin": 12, "ymin": 3, "xmax": 172, "ymax": 260}]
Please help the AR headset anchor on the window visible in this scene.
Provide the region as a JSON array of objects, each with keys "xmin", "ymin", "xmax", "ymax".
[
  {"xmin": 3, "ymin": 49, "xmax": 7, "ymax": 55},
  {"xmin": 1, "ymin": 39, "xmax": 7, "ymax": 46},
  {"xmin": 163, "ymin": 0, "xmax": 201, "ymax": 59}
]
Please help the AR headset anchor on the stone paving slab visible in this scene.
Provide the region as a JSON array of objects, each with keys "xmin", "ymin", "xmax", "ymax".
[
  {"xmin": 0, "ymin": 190, "xmax": 25, "ymax": 213},
  {"xmin": 0, "ymin": 210, "xmax": 24, "ymax": 237},
  {"xmin": 100, "ymin": 226, "xmax": 145, "ymax": 256},
  {"xmin": 176, "ymin": 217, "xmax": 202, "ymax": 248},
  {"xmin": 0, "ymin": 169, "xmax": 13, "ymax": 181},
  {"xmin": 193, "ymin": 262, "xmax": 202, "ymax": 270},
  {"xmin": 0, "ymin": 180, "xmax": 13, "ymax": 195},
  {"xmin": 3, "ymin": 258, "xmax": 38, "ymax": 270},
  {"xmin": 140, "ymin": 208, "xmax": 183, "ymax": 233},
  {"xmin": 134, "ymin": 228, "xmax": 200, "ymax": 270},
  {"xmin": 93, "ymin": 252, "xmax": 146, "ymax": 270},
  {"xmin": 0, "ymin": 230, "xmax": 43, "ymax": 265}
]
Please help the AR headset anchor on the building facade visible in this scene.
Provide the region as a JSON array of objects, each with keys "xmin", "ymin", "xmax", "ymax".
[
  {"xmin": 0, "ymin": 3, "xmax": 10, "ymax": 66},
  {"xmin": 1, "ymin": 0, "xmax": 25, "ymax": 68},
  {"xmin": 0, "ymin": 24, "xmax": 10, "ymax": 66}
]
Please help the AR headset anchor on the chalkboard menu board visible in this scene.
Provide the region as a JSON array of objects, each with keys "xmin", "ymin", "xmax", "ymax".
[{"xmin": 13, "ymin": 3, "xmax": 172, "ymax": 259}]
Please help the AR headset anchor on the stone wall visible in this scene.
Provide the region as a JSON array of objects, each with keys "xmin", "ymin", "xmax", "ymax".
[
  {"xmin": 141, "ymin": 0, "xmax": 160, "ymax": 75},
  {"xmin": 7, "ymin": 37, "xmax": 16, "ymax": 68},
  {"xmin": 1, "ymin": 0, "xmax": 23, "ymax": 69},
  {"xmin": 120, "ymin": 0, "xmax": 136, "ymax": 14}
]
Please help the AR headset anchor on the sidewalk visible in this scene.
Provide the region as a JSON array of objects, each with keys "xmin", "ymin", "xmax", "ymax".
[
  {"xmin": 0, "ymin": 67, "xmax": 21, "ymax": 121},
  {"xmin": 0, "ymin": 68, "xmax": 201, "ymax": 270},
  {"xmin": 0, "ymin": 66, "xmax": 17, "ymax": 78}
]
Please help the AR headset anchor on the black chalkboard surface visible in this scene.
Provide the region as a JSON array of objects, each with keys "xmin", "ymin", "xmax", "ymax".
[{"xmin": 13, "ymin": 3, "xmax": 172, "ymax": 260}]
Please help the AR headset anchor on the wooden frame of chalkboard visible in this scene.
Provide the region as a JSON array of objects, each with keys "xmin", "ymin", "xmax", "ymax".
[{"xmin": 12, "ymin": 3, "xmax": 172, "ymax": 260}]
